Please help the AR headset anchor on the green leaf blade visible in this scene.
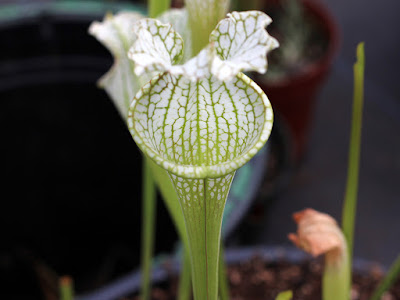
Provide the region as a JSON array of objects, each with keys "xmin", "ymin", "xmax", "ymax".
[
  {"xmin": 340, "ymin": 42, "xmax": 365, "ymax": 300},
  {"xmin": 140, "ymin": 158, "xmax": 157, "ymax": 300},
  {"xmin": 370, "ymin": 254, "xmax": 400, "ymax": 300},
  {"xmin": 342, "ymin": 42, "xmax": 365, "ymax": 255}
]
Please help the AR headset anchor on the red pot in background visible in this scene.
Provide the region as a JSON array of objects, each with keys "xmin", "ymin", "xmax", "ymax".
[{"xmin": 254, "ymin": 0, "xmax": 340, "ymax": 162}]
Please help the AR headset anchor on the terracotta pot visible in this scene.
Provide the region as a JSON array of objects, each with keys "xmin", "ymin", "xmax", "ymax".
[{"xmin": 254, "ymin": 0, "xmax": 340, "ymax": 162}]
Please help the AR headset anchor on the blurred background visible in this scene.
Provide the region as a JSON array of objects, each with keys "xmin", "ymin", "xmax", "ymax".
[{"xmin": 0, "ymin": 0, "xmax": 399, "ymax": 299}]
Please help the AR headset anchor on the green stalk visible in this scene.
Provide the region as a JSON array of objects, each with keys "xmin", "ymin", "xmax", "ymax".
[
  {"xmin": 140, "ymin": 158, "xmax": 157, "ymax": 300},
  {"xmin": 341, "ymin": 42, "xmax": 365, "ymax": 297},
  {"xmin": 170, "ymin": 174, "xmax": 235, "ymax": 300},
  {"xmin": 341, "ymin": 41, "xmax": 365, "ymax": 261},
  {"xmin": 218, "ymin": 245, "xmax": 230, "ymax": 300},
  {"xmin": 178, "ymin": 250, "xmax": 192, "ymax": 300},
  {"xmin": 370, "ymin": 254, "xmax": 400, "ymax": 300},
  {"xmin": 322, "ymin": 251, "xmax": 351, "ymax": 300},
  {"xmin": 149, "ymin": 0, "xmax": 171, "ymax": 18},
  {"xmin": 185, "ymin": 0, "xmax": 230, "ymax": 55},
  {"xmin": 147, "ymin": 160, "xmax": 192, "ymax": 300},
  {"xmin": 59, "ymin": 276, "xmax": 74, "ymax": 300},
  {"xmin": 147, "ymin": 160, "xmax": 189, "ymax": 250}
]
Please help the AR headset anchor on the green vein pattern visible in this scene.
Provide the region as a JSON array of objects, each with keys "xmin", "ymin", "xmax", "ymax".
[{"xmin": 129, "ymin": 72, "xmax": 272, "ymax": 178}]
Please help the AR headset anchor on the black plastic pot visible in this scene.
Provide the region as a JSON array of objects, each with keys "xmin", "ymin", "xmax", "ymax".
[
  {"xmin": 0, "ymin": 2, "xmax": 270, "ymax": 298},
  {"xmin": 76, "ymin": 246, "xmax": 381, "ymax": 300}
]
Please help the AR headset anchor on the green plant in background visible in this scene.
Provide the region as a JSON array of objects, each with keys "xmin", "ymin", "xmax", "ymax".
[
  {"xmin": 288, "ymin": 43, "xmax": 358, "ymax": 300},
  {"xmin": 89, "ymin": 0, "xmax": 278, "ymax": 299},
  {"xmin": 290, "ymin": 43, "xmax": 400, "ymax": 300}
]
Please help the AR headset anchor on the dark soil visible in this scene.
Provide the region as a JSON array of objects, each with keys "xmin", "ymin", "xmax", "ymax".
[{"xmin": 128, "ymin": 257, "xmax": 400, "ymax": 300}]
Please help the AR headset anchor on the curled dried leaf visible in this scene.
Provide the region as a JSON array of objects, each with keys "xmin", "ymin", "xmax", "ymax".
[{"xmin": 288, "ymin": 208, "xmax": 347, "ymax": 265}]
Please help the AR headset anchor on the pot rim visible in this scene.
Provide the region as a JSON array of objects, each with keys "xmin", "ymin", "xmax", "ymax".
[{"xmin": 0, "ymin": 1, "xmax": 146, "ymax": 25}]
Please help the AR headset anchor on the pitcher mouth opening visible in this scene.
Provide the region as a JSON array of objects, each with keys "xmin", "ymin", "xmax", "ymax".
[
  {"xmin": 129, "ymin": 77, "xmax": 273, "ymax": 178},
  {"xmin": 138, "ymin": 135, "xmax": 272, "ymax": 179}
]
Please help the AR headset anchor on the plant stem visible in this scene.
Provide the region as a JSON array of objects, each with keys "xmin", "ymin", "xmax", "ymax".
[
  {"xmin": 218, "ymin": 245, "xmax": 230, "ymax": 300},
  {"xmin": 370, "ymin": 254, "xmax": 400, "ymax": 300},
  {"xmin": 178, "ymin": 250, "xmax": 192, "ymax": 300},
  {"xmin": 169, "ymin": 173, "xmax": 235, "ymax": 300},
  {"xmin": 149, "ymin": 0, "xmax": 171, "ymax": 18},
  {"xmin": 59, "ymin": 276, "xmax": 74, "ymax": 300},
  {"xmin": 148, "ymin": 160, "xmax": 190, "ymax": 251},
  {"xmin": 140, "ymin": 158, "xmax": 157, "ymax": 300},
  {"xmin": 185, "ymin": 0, "xmax": 230, "ymax": 55},
  {"xmin": 322, "ymin": 251, "xmax": 351, "ymax": 300},
  {"xmin": 340, "ymin": 42, "xmax": 365, "ymax": 300},
  {"xmin": 147, "ymin": 160, "xmax": 192, "ymax": 299}
]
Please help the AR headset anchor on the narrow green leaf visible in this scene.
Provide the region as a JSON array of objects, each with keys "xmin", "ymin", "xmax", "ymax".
[
  {"xmin": 341, "ymin": 42, "xmax": 365, "ymax": 299},
  {"xmin": 218, "ymin": 245, "xmax": 230, "ymax": 300},
  {"xmin": 185, "ymin": 0, "xmax": 230, "ymax": 55},
  {"xmin": 140, "ymin": 158, "xmax": 157, "ymax": 300},
  {"xmin": 147, "ymin": 159, "xmax": 190, "ymax": 251},
  {"xmin": 177, "ymin": 250, "xmax": 192, "ymax": 300},
  {"xmin": 275, "ymin": 290, "xmax": 293, "ymax": 300},
  {"xmin": 342, "ymin": 42, "xmax": 364, "ymax": 256},
  {"xmin": 370, "ymin": 254, "xmax": 400, "ymax": 300}
]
